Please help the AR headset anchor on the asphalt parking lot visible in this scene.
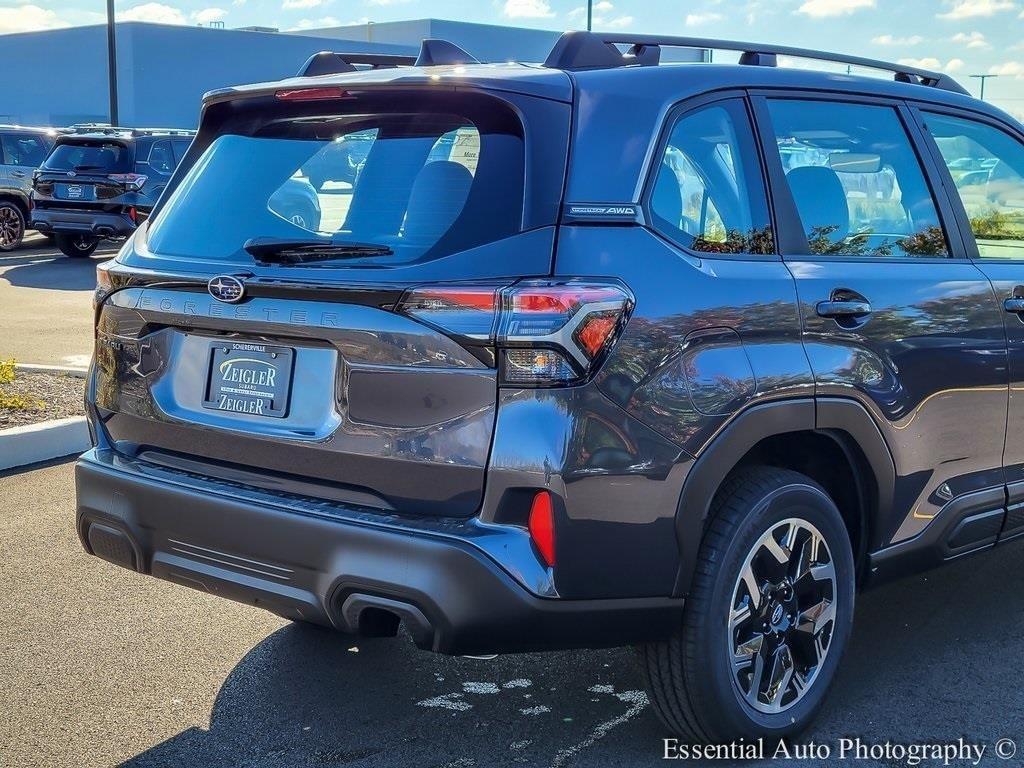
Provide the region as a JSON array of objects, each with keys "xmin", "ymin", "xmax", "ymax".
[
  {"xmin": 2, "ymin": 458, "xmax": 1023, "ymax": 768},
  {"xmin": 0, "ymin": 234, "xmax": 114, "ymax": 367}
]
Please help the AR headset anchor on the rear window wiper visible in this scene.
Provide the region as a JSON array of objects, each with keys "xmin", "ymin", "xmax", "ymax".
[{"xmin": 243, "ymin": 237, "xmax": 394, "ymax": 264}]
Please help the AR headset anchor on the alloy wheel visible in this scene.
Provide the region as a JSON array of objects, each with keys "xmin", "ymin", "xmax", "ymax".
[
  {"xmin": 728, "ymin": 517, "xmax": 837, "ymax": 714},
  {"xmin": 0, "ymin": 205, "xmax": 23, "ymax": 249}
]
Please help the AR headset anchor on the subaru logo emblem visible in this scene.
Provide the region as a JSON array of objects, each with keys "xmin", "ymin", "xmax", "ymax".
[
  {"xmin": 208, "ymin": 275, "xmax": 245, "ymax": 303},
  {"xmin": 67, "ymin": 171, "xmax": 76, "ymax": 177}
]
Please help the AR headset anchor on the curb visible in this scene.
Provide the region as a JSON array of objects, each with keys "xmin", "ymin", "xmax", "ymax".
[
  {"xmin": 0, "ymin": 417, "xmax": 91, "ymax": 471},
  {"xmin": 14, "ymin": 364, "xmax": 89, "ymax": 379}
]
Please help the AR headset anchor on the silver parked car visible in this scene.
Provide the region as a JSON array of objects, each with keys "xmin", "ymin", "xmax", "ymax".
[{"xmin": 0, "ymin": 125, "xmax": 64, "ymax": 250}]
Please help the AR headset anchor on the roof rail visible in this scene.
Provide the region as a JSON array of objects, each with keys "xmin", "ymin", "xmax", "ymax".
[
  {"xmin": 543, "ymin": 31, "xmax": 970, "ymax": 96},
  {"xmin": 298, "ymin": 39, "xmax": 479, "ymax": 77},
  {"xmin": 66, "ymin": 125, "xmax": 196, "ymax": 137},
  {"xmin": 298, "ymin": 50, "xmax": 417, "ymax": 77}
]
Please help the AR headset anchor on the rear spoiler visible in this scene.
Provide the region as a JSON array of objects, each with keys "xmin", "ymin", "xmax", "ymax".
[{"xmin": 298, "ymin": 39, "xmax": 479, "ymax": 77}]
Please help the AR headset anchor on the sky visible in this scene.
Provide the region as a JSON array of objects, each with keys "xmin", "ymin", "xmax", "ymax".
[{"xmin": 4, "ymin": 0, "xmax": 1024, "ymax": 118}]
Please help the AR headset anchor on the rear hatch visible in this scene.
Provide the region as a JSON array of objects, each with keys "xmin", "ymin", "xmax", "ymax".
[
  {"xmin": 93, "ymin": 70, "xmax": 572, "ymax": 517},
  {"xmin": 33, "ymin": 137, "xmax": 135, "ymax": 209}
]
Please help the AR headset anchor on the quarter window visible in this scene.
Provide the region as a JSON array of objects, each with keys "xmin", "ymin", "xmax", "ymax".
[
  {"xmin": 649, "ymin": 100, "xmax": 773, "ymax": 255},
  {"xmin": 767, "ymin": 100, "xmax": 949, "ymax": 258},
  {"xmin": 923, "ymin": 113, "xmax": 1024, "ymax": 260}
]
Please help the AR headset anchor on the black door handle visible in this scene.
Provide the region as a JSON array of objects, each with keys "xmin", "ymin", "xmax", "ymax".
[
  {"xmin": 1004, "ymin": 298, "xmax": 1024, "ymax": 314},
  {"xmin": 816, "ymin": 299, "xmax": 872, "ymax": 318},
  {"xmin": 10, "ymin": 171, "xmax": 25, "ymax": 179}
]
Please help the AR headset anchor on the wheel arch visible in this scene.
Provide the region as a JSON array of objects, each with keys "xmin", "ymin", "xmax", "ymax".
[
  {"xmin": 0, "ymin": 191, "xmax": 29, "ymax": 217},
  {"xmin": 672, "ymin": 397, "xmax": 896, "ymax": 597}
]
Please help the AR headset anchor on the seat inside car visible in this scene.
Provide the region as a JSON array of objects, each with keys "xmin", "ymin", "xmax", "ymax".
[
  {"xmin": 402, "ymin": 160, "xmax": 473, "ymax": 242},
  {"xmin": 785, "ymin": 164, "xmax": 850, "ymax": 244}
]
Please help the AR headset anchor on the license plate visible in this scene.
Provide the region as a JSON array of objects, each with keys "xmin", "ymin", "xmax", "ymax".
[
  {"xmin": 55, "ymin": 183, "xmax": 95, "ymax": 201},
  {"xmin": 203, "ymin": 342, "xmax": 294, "ymax": 418}
]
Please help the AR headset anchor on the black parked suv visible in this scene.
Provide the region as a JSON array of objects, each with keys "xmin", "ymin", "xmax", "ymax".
[
  {"xmin": 30, "ymin": 127, "xmax": 195, "ymax": 258},
  {"xmin": 76, "ymin": 34, "xmax": 1024, "ymax": 741}
]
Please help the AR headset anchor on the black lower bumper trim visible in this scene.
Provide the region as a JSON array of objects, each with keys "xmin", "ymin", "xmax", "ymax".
[{"xmin": 75, "ymin": 452, "xmax": 683, "ymax": 655}]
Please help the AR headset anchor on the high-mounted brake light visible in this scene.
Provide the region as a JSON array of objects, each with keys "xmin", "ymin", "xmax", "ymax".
[
  {"xmin": 275, "ymin": 87, "xmax": 352, "ymax": 101},
  {"xmin": 528, "ymin": 490, "xmax": 556, "ymax": 568},
  {"xmin": 398, "ymin": 280, "xmax": 633, "ymax": 386}
]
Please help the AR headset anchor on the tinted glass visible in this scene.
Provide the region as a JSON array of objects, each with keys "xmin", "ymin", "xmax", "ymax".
[
  {"xmin": 43, "ymin": 140, "xmax": 132, "ymax": 173},
  {"xmin": 148, "ymin": 101, "xmax": 522, "ymax": 265},
  {"xmin": 768, "ymin": 100, "xmax": 948, "ymax": 258},
  {"xmin": 650, "ymin": 100, "xmax": 773, "ymax": 254},
  {"xmin": 146, "ymin": 140, "xmax": 175, "ymax": 175},
  {"xmin": 924, "ymin": 113, "xmax": 1024, "ymax": 259},
  {"xmin": 1, "ymin": 133, "xmax": 49, "ymax": 167},
  {"xmin": 171, "ymin": 139, "xmax": 192, "ymax": 164}
]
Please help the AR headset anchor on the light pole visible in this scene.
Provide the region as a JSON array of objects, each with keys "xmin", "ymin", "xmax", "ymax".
[
  {"xmin": 586, "ymin": 0, "xmax": 592, "ymax": 31},
  {"xmin": 106, "ymin": 0, "xmax": 119, "ymax": 125},
  {"xmin": 970, "ymin": 73, "xmax": 998, "ymax": 101}
]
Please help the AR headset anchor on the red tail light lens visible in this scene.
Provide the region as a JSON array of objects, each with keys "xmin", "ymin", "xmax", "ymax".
[
  {"xmin": 528, "ymin": 490, "xmax": 556, "ymax": 567},
  {"xmin": 398, "ymin": 279, "xmax": 632, "ymax": 386}
]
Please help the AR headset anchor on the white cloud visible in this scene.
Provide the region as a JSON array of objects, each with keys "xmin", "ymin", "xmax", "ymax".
[
  {"xmin": 797, "ymin": 0, "xmax": 875, "ymax": 18},
  {"xmin": 282, "ymin": 0, "xmax": 326, "ymax": 9},
  {"xmin": 872, "ymin": 34, "xmax": 924, "ymax": 45},
  {"xmin": 686, "ymin": 11, "xmax": 723, "ymax": 25},
  {"xmin": 367, "ymin": 0, "xmax": 413, "ymax": 4},
  {"xmin": 989, "ymin": 60, "xmax": 1024, "ymax": 77},
  {"xmin": 119, "ymin": 3, "xmax": 187, "ymax": 24},
  {"xmin": 951, "ymin": 30, "xmax": 990, "ymax": 47},
  {"xmin": 899, "ymin": 57, "xmax": 967, "ymax": 73},
  {"xmin": 0, "ymin": 3, "xmax": 65, "ymax": 33},
  {"xmin": 192, "ymin": 7, "xmax": 227, "ymax": 23},
  {"xmin": 938, "ymin": 0, "xmax": 1015, "ymax": 19},
  {"xmin": 288, "ymin": 15, "xmax": 343, "ymax": 29},
  {"xmin": 602, "ymin": 14, "xmax": 632, "ymax": 27},
  {"xmin": 503, "ymin": 0, "xmax": 554, "ymax": 18}
]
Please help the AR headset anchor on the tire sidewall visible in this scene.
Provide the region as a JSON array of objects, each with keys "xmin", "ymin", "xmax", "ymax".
[
  {"xmin": 690, "ymin": 481, "xmax": 856, "ymax": 742},
  {"xmin": 56, "ymin": 234, "xmax": 99, "ymax": 259}
]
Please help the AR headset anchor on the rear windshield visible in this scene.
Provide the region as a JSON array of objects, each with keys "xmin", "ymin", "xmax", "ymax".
[
  {"xmin": 43, "ymin": 140, "xmax": 133, "ymax": 173},
  {"xmin": 147, "ymin": 92, "xmax": 525, "ymax": 265}
]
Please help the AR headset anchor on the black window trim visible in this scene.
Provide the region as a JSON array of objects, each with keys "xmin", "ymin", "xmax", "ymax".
[
  {"xmin": 908, "ymin": 102, "xmax": 1024, "ymax": 263},
  {"xmin": 747, "ymin": 88, "xmax": 970, "ymax": 265},
  {"xmin": 639, "ymin": 89, "xmax": 781, "ymax": 262}
]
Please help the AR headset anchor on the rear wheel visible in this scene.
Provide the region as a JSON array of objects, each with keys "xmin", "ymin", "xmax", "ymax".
[
  {"xmin": 55, "ymin": 233, "xmax": 99, "ymax": 258},
  {"xmin": 640, "ymin": 466, "xmax": 855, "ymax": 743},
  {"xmin": 0, "ymin": 201, "xmax": 25, "ymax": 251}
]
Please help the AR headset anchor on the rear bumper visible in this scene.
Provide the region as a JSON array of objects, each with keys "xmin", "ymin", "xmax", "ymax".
[
  {"xmin": 30, "ymin": 207, "xmax": 137, "ymax": 238},
  {"xmin": 75, "ymin": 449, "xmax": 683, "ymax": 655}
]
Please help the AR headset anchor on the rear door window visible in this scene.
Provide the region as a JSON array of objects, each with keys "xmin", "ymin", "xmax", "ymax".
[
  {"xmin": 43, "ymin": 140, "xmax": 132, "ymax": 174},
  {"xmin": 648, "ymin": 99, "xmax": 774, "ymax": 254},
  {"xmin": 766, "ymin": 100, "xmax": 949, "ymax": 258},
  {"xmin": 145, "ymin": 140, "xmax": 175, "ymax": 175},
  {"xmin": 147, "ymin": 93, "xmax": 525, "ymax": 265},
  {"xmin": 922, "ymin": 113, "xmax": 1024, "ymax": 260},
  {"xmin": 1, "ymin": 133, "xmax": 49, "ymax": 167}
]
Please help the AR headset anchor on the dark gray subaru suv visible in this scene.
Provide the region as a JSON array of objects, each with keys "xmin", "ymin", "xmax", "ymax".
[{"xmin": 76, "ymin": 33, "xmax": 1024, "ymax": 741}]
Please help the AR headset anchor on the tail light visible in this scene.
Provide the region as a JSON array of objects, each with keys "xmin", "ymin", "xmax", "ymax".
[
  {"xmin": 109, "ymin": 173, "xmax": 147, "ymax": 192},
  {"xmin": 398, "ymin": 279, "xmax": 633, "ymax": 386},
  {"xmin": 94, "ymin": 261, "xmax": 114, "ymax": 310}
]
